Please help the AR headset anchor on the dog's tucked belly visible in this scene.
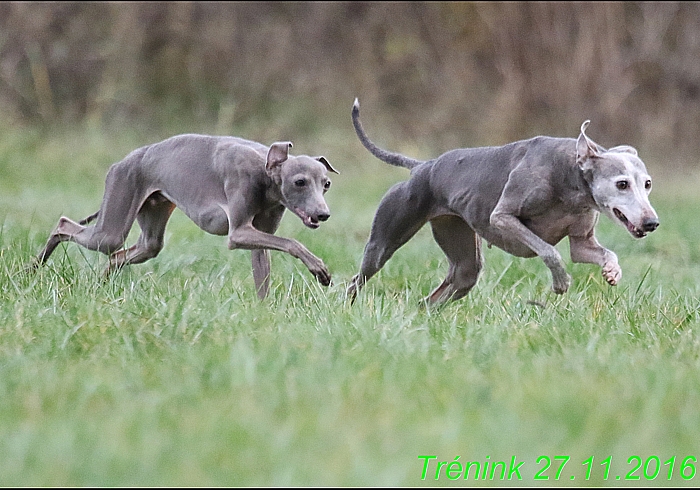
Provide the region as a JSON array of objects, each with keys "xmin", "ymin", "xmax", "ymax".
[{"xmin": 183, "ymin": 206, "xmax": 230, "ymax": 236}]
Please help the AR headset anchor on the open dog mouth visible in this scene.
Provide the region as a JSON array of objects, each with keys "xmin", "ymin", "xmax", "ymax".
[
  {"xmin": 294, "ymin": 208, "xmax": 321, "ymax": 229},
  {"xmin": 613, "ymin": 208, "xmax": 646, "ymax": 238}
]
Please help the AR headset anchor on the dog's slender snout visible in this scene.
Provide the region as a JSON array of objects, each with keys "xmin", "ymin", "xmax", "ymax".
[
  {"xmin": 317, "ymin": 213, "xmax": 330, "ymax": 222},
  {"xmin": 642, "ymin": 217, "xmax": 659, "ymax": 233}
]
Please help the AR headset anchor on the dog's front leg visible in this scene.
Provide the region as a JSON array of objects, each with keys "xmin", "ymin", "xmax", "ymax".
[
  {"xmin": 251, "ymin": 250, "xmax": 271, "ymax": 299},
  {"xmin": 228, "ymin": 224, "xmax": 331, "ymax": 288},
  {"xmin": 490, "ymin": 166, "xmax": 572, "ymax": 294},
  {"xmin": 569, "ymin": 234, "xmax": 621, "ymax": 286},
  {"xmin": 250, "ymin": 209, "xmax": 284, "ymax": 300},
  {"xmin": 490, "ymin": 212, "xmax": 571, "ymax": 294}
]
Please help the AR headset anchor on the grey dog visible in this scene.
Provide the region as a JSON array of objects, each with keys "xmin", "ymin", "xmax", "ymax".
[
  {"xmin": 29, "ymin": 134, "xmax": 338, "ymax": 299},
  {"xmin": 347, "ymin": 98, "xmax": 659, "ymax": 305}
]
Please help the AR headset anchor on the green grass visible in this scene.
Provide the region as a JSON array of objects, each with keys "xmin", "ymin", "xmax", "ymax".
[{"xmin": 1, "ymin": 123, "xmax": 700, "ymax": 486}]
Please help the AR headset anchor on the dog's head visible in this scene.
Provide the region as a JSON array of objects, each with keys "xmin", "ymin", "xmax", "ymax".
[
  {"xmin": 265, "ymin": 141, "xmax": 339, "ymax": 229},
  {"xmin": 576, "ymin": 120, "xmax": 659, "ymax": 238}
]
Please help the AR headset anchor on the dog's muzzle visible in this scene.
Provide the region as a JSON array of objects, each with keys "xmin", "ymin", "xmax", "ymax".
[
  {"xmin": 613, "ymin": 208, "xmax": 659, "ymax": 238},
  {"xmin": 295, "ymin": 208, "xmax": 330, "ymax": 229}
]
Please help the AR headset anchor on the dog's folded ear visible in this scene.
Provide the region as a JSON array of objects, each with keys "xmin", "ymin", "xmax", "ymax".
[
  {"xmin": 266, "ymin": 141, "xmax": 293, "ymax": 171},
  {"xmin": 576, "ymin": 120, "xmax": 604, "ymax": 167},
  {"xmin": 316, "ymin": 156, "xmax": 339, "ymax": 174},
  {"xmin": 607, "ymin": 145, "xmax": 638, "ymax": 156}
]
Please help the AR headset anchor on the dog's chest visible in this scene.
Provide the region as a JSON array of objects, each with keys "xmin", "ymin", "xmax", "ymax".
[
  {"xmin": 522, "ymin": 209, "xmax": 590, "ymax": 244},
  {"xmin": 484, "ymin": 207, "xmax": 595, "ymax": 257}
]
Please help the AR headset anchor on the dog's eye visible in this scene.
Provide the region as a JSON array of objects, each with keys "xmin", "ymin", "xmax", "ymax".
[
  {"xmin": 323, "ymin": 180, "xmax": 331, "ymax": 190},
  {"xmin": 294, "ymin": 179, "xmax": 306, "ymax": 187},
  {"xmin": 644, "ymin": 179, "xmax": 652, "ymax": 190},
  {"xmin": 616, "ymin": 180, "xmax": 629, "ymax": 190}
]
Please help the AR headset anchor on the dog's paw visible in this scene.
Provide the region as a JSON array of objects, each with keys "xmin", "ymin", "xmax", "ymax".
[
  {"xmin": 22, "ymin": 259, "xmax": 40, "ymax": 275},
  {"xmin": 551, "ymin": 272, "xmax": 571, "ymax": 295},
  {"xmin": 315, "ymin": 272, "xmax": 331, "ymax": 287},
  {"xmin": 346, "ymin": 275, "xmax": 366, "ymax": 304},
  {"xmin": 346, "ymin": 284, "xmax": 358, "ymax": 302},
  {"xmin": 313, "ymin": 266, "xmax": 332, "ymax": 287},
  {"xmin": 302, "ymin": 254, "xmax": 331, "ymax": 286},
  {"xmin": 602, "ymin": 261, "xmax": 622, "ymax": 286}
]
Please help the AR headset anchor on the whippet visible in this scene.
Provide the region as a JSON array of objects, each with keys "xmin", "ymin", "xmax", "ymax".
[
  {"xmin": 347, "ymin": 98, "xmax": 659, "ymax": 305},
  {"xmin": 28, "ymin": 134, "xmax": 338, "ymax": 299}
]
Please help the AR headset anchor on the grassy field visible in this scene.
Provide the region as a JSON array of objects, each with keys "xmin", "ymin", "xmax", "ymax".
[{"xmin": 1, "ymin": 122, "xmax": 699, "ymax": 486}]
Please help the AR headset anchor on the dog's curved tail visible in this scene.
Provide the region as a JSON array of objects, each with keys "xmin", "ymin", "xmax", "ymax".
[
  {"xmin": 352, "ymin": 98, "xmax": 425, "ymax": 170},
  {"xmin": 79, "ymin": 211, "xmax": 99, "ymax": 225}
]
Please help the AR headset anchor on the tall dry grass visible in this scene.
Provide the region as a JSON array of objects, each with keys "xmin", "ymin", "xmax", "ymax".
[{"xmin": 1, "ymin": 2, "xmax": 699, "ymax": 164}]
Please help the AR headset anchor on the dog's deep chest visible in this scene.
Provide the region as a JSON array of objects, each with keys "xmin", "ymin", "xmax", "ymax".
[{"xmin": 481, "ymin": 206, "xmax": 596, "ymax": 258}]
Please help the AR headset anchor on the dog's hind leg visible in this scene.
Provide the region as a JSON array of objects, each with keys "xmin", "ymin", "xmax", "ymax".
[
  {"xmin": 32, "ymin": 212, "xmax": 132, "ymax": 270},
  {"xmin": 347, "ymin": 181, "xmax": 431, "ymax": 302},
  {"xmin": 107, "ymin": 192, "xmax": 176, "ymax": 272},
  {"xmin": 426, "ymin": 215, "xmax": 483, "ymax": 304},
  {"xmin": 31, "ymin": 155, "xmax": 148, "ymax": 269},
  {"xmin": 32, "ymin": 215, "xmax": 93, "ymax": 267}
]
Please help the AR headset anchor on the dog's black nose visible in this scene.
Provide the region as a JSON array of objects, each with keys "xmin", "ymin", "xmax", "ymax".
[
  {"xmin": 317, "ymin": 213, "xmax": 330, "ymax": 222},
  {"xmin": 642, "ymin": 218, "xmax": 659, "ymax": 232}
]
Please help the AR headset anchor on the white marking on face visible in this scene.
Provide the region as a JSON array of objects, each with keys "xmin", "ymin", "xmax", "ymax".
[{"xmin": 591, "ymin": 152, "xmax": 658, "ymax": 238}]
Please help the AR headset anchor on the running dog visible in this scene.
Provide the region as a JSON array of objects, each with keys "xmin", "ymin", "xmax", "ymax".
[
  {"xmin": 28, "ymin": 134, "xmax": 338, "ymax": 299},
  {"xmin": 347, "ymin": 98, "xmax": 659, "ymax": 304}
]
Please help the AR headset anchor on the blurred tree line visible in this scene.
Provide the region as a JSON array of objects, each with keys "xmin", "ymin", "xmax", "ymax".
[{"xmin": 1, "ymin": 1, "xmax": 699, "ymax": 165}]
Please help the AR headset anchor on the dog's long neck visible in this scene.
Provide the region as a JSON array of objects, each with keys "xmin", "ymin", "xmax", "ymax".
[
  {"xmin": 551, "ymin": 148, "xmax": 599, "ymax": 210},
  {"xmin": 574, "ymin": 160, "xmax": 601, "ymax": 210},
  {"xmin": 258, "ymin": 166, "xmax": 285, "ymax": 211}
]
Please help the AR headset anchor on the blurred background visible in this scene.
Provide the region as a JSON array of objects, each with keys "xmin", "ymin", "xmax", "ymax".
[{"xmin": 1, "ymin": 1, "xmax": 699, "ymax": 170}]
